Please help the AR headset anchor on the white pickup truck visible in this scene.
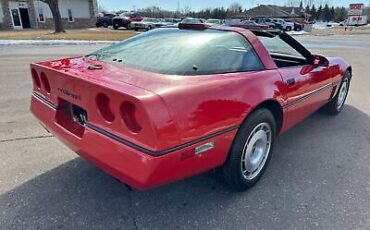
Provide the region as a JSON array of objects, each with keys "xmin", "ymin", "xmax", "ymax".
[{"xmin": 272, "ymin": 18, "xmax": 295, "ymax": 31}]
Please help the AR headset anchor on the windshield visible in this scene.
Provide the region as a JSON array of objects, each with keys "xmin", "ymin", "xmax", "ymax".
[
  {"xmin": 207, "ymin": 19, "xmax": 220, "ymax": 24},
  {"xmin": 89, "ymin": 28, "xmax": 263, "ymax": 75}
]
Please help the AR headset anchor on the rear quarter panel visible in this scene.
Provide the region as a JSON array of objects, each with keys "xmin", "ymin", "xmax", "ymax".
[{"xmin": 155, "ymin": 70, "xmax": 285, "ymax": 143}]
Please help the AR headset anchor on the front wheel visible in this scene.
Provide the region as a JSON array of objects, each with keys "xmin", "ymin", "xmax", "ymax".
[
  {"xmin": 321, "ymin": 71, "xmax": 351, "ymax": 115},
  {"xmin": 220, "ymin": 109, "xmax": 276, "ymax": 191}
]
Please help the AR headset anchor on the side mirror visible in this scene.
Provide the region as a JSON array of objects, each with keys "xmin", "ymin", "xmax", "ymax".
[{"xmin": 312, "ymin": 55, "xmax": 329, "ymax": 67}]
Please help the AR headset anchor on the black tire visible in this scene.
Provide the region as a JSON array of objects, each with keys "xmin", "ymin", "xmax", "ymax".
[
  {"xmin": 286, "ymin": 26, "xmax": 292, "ymax": 31},
  {"xmin": 321, "ymin": 71, "xmax": 351, "ymax": 115},
  {"xmin": 113, "ymin": 25, "xmax": 119, "ymax": 30},
  {"xmin": 296, "ymin": 26, "xmax": 302, "ymax": 31},
  {"xmin": 102, "ymin": 22, "xmax": 109, "ymax": 28},
  {"xmin": 220, "ymin": 108, "xmax": 276, "ymax": 191}
]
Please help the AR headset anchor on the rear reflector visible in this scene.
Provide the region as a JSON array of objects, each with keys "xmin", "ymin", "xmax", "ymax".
[
  {"xmin": 31, "ymin": 69, "xmax": 41, "ymax": 89},
  {"xmin": 96, "ymin": 93, "xmax": 115, "ymax": 122}
]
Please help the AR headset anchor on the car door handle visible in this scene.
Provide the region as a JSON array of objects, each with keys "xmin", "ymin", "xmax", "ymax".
[{"xmin": 286, "ymin": 78, "xmax": 295, "ymax": 86}]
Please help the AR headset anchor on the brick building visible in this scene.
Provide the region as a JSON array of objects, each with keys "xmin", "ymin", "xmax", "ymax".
[{"xmin": 0, "ymin": 0, "xmax": 98, "ymax": 30}]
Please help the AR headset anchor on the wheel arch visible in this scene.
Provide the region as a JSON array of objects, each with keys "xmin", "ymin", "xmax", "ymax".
[
  {"xmin": 347, "ymin": 66, "xmax": 352, "ymax": 78},
  {"xmin": 243, "ymin": 100, "xmax": 284, "ymax": 135}
]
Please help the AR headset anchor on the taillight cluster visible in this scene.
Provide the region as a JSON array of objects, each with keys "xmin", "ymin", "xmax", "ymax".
[
  {"xmin": 96, "ymin": 93, "xmax": 143, "ymax": 133},
  {"xmin": 31, "ymin": 68, "xmax": 51, "ymax": 94}
]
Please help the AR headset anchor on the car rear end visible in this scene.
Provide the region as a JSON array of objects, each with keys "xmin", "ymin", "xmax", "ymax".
[{"xmin": 29, "ymin": 55, "xmax": 234, "ymax": 190}]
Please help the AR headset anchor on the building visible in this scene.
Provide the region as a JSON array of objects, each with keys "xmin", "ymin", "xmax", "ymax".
[
  {"xmin": 235, "ymin": 4, "xmax": 310, "ymax": 23},
  {"xmin": 0, "ymin": 0, "xmax": 98, "ymax": 30}
]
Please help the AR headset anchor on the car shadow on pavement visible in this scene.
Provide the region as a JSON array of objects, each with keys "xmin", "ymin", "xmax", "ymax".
[{"xmin": 1, "ymin": 105, "xmax": 370, "ymax": 229}]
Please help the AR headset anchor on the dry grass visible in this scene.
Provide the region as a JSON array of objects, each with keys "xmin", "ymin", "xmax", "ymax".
[
  {"xmin": 311, "ymin": 25, "xmax": 370, "ymax": 36},
  {"xmin": 0, "ymin": 28, "xmax": 138, "ymax": 41}
]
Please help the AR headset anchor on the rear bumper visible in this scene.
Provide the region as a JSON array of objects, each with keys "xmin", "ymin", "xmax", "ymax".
[{"xmin": 30, "ymin": 93, "xmax": 237, "ymax": 190}]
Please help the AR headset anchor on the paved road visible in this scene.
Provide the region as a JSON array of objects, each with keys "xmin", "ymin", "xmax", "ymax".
[{"xmin": 0, "ymin": 35, "xmax": 370, "ymax": 230}]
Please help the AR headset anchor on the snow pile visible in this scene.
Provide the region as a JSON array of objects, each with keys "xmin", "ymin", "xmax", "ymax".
[
  {"xmin": 312, "ymin": 22, "xmax": 333, "ymax": 30},
  {"xmin": 0, "ymin": 40, "xmax": 116, "ymax": 46},
  {"xmin": 287, "ymin": 31, "xmax": 308, "ymax": 35}
]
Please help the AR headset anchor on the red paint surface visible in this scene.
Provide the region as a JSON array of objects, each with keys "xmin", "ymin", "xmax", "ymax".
[{"xmin": 30, "ymin": 27, "xmax": 350, "ymax": 189}]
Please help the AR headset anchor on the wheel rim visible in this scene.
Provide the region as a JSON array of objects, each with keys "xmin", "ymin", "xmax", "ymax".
[
  {"xmin": 241, "ymin": 122, "xmax": 272, "ymax": 180},
  {"xmin": 336, "ymin": 79, "xmax": 349, "ymax": 110}
]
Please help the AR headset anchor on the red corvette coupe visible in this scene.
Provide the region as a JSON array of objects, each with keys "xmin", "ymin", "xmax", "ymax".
[{"xmin": 30, "ymin": 24, "xmax": 351, "ymax": 191}]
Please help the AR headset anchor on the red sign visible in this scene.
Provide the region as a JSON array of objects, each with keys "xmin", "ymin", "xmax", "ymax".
[
  {"xmin": 348, "ymin": 3, "xmax": 364, "ymax": 16},
  {"xmin": 350, "ymin": 4, "xmax": 364, "ymax": 10}
]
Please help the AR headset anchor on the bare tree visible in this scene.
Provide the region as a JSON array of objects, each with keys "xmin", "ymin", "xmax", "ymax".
[
  {"xmin": 41, "ymin": 0, "xmax": 65, "ymax": 33},
  {"xmin": 182, "ymin": 5, "xmax": 191, "ymax": 16}
]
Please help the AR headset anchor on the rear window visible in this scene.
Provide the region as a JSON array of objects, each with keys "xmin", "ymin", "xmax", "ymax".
[{"xmin": 90, "ymin": 28, "xmax": 263, "ymax": 75}]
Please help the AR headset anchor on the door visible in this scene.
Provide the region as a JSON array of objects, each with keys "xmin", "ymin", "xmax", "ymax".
[
  {"xmin": 257, "ymin": 33, "xmax": 334, "ymax": 130},
  {"xmin": 19, "ymin": 8, "xmax": 31, "ymax": 29},
  {"xmin": 279, "ymin": 64, "xmax": 333, "ymax": 129},
  {"xmin": 10, "ymin": 8, "xmax": 23, "ymax": 29}
]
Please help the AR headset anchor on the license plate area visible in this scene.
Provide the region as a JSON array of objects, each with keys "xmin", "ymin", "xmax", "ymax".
[{"xmin": 55, "ymin": 98, "xmax": 88, "ymax": 138}]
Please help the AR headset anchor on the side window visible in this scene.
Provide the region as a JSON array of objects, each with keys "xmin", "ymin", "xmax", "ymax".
[
  {"xmin": 258, "ymin": 36, "xmax": 305, "ymax": 59},
  {"xmin": 67, "ymin": 9, "xmax": 73, "ymax": 22}
]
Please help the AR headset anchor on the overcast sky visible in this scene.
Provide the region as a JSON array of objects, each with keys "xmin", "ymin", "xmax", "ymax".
[{"xmin": 98, "ymin": 0, "xmax": 370, "ymax": 11}]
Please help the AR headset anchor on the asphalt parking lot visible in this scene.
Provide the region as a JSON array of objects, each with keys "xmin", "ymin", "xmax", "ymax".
[{"xmin": 0, "ymin": 34, "xmax": 370, "ymax": 230}]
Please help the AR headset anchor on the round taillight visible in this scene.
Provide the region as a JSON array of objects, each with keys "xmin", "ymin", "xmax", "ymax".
[
  {"xmin": 40, "ymin": 72, "xmax": 51, "ymax": 93},
  {"xmin": 121, "ymin": 102, "xmax": 142, "ymax": 133},
  {"xmin": 31, "ymin": 69, "xmax": 41, "ymax": 89},
  {"xmin": 96, "ymin": 93, "xmax": 115, "ymax": 122}
]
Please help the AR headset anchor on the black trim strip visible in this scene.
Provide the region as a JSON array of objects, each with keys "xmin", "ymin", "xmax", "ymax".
[
  {"xmin": 32, "ymin": 92, "xmax": 57, "ymax": 110},
  {"xmin": 32, "ymin": 92, "xmax": 239, "ymax": 156},
  {"xmin": 282, "ymin": 81, "xmax": 340, "ymax": 109},
  {"xmin": 86, "ymin": 123, "xmax": 239, "ymax": 157}
]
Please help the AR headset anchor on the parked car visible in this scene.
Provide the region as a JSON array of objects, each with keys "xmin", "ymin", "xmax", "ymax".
[
  {"xmin": 251, "ymin": 17, "xmax": 276, "ymax": 29},
  {"xmin": 181, "ymin": 17, "xmax": 206, "ymax": 24},
  {"xmin": 285, "ymin": 19, "xmax": 303, "ymax": 31},
  {"xmin": 112, "ymin": 12, "xmax": 143, "ymax": 30},
  {"xmin": 96, "ymin": 13, "xmax": 116, "ymax": 28},
  {"xmin": 30, "ymin": 24, "xmax": 351, "ymax": 191},
  {"xmin": 130, "ymin": 18, "xmax": 160, "ymax": 31},
  {"xmin": 164, "ymin": 18, "xmax": 181, "ymax": 24},
  {"xmin": 206, "ymin": 19, "xmax": 222, "ymax": 25},
  {"xmin": 272, "ymin": 18, "xmax": 294, "ymax": 31},
  {"xmin": 230, "ymin": 20, "xmax": 269, "ymax": 30}
]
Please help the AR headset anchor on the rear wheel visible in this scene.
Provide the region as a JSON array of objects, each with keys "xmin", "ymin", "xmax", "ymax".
[
  {"xmin": 321, "ymin": 71, "xmax": 351, "ymax": 115},
  {"xmin": 103, "ymin": 22, "xmax": 109, "ymax": 28},
  {"xmin": 220, "ymin": 109, "xmax": 276, "ymax": 191},
  {"xmin": 113, "ymin": 25, "xmax": 119, "ymax": 30}
]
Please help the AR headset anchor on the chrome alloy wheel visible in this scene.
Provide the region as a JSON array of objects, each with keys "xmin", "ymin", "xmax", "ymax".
[
  {"xmin": 241, "ymin": 122, "xmax": 272, "ymax": 180},
  {"xmin": 336, "ymin": 78, "xmax": 349, "ymax": 110}
]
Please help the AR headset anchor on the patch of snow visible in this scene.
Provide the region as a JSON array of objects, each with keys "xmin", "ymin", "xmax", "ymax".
[
  {"xmin": 287, "ymin": 31, "xmax": 308, "ymax": 36},
  {"xmin": 0, "ymin": 40, "xmax": 116, "ymax": 46},
  {"xmin": 313, "ymin": 22, "xmax": 333, "ymax": 30}
]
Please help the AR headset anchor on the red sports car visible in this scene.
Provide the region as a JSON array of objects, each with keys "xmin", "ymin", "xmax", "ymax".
[{"xmin": 30, "ymin": 24, "xmax": 351, "ymax": 191}]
